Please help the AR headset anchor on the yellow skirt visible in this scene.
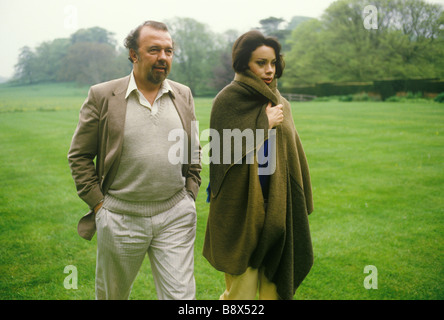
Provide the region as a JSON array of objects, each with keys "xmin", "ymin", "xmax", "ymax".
[{"xmin": 219, "ymin": 267, "xmax": 279, "ymax": 300}]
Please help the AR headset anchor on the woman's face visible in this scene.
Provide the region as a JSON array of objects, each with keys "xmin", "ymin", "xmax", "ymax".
[{"xmin": 248, "ymin": 45, "xmax": 276, "ymax": 85}]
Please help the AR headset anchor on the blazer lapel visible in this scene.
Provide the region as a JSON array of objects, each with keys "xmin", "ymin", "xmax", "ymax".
[
  {"xmin": 102, "ymin": 77, "xmax": 129, "ymax": 191},
  {"xmin": 168, "ymin": 81, "xmax": 191, "ymax": 136},
  {"xmin": 168, "ymin": 80, "xmax": 194, "ymax": 169}
]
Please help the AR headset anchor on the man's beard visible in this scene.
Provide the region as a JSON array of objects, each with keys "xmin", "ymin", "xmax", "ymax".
[{"xmin": 147, "ymin": 65, "xmax": 168, "ymax": 84}]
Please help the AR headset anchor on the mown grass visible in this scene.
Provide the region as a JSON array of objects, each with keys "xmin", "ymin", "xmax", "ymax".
[{"xmin": 0, "ymin": 83, "xmax": 443, "ymax": 300}]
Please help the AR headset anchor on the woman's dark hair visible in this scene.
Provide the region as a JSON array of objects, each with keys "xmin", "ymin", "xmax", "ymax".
[
  {"xmin": 124, "ymin": 21, "xmax": 170, "ymax": 63},
  {"xmin": 232, "ymin": 30, "xmax": 285, "ymax": 78}
]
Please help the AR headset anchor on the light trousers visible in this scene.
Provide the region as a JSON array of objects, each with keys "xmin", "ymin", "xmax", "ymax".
[
  {"xmin": 220, "ymin": 267, "xmax": 279, "ymax": 300},
  {"xmin": 95, "ymin": 194, "xmax": 197, "ymax": 300}
]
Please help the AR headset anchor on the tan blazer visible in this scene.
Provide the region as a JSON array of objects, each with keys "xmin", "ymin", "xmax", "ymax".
[{"xmin": 68, "ymin": 75, "xmax": 201, "ymax": 240}]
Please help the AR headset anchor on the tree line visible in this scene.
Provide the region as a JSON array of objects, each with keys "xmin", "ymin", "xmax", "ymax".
[
  {"xmin": 13, "ymin": 27, "xmax": 130, "ymax": 87},
  {"xmin": 283, "ymin": 0, "xmax": 444, "ymax": 88},
  {"xmin": 12, "ymin": 0, "xmax": 444, "ymax": 95}
]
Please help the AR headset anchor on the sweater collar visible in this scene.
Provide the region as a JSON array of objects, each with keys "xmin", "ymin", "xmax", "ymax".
[{"xmin": 234, "ymin": 70, "xmax": 279, "ymax": 105}]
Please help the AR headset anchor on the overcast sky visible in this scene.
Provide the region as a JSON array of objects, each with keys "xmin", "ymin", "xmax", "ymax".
[{"xmin": 1, "ymin": 0, "xmax": 443, "ymax": 79}]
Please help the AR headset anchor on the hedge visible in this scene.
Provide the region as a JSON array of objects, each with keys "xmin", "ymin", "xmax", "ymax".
[{"xmin": 281, "ymin": 78, "xmax": 444, "ymax": 100}]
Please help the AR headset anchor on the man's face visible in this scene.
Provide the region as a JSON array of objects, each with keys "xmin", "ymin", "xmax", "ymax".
[{"xmin": 131, "ymin": 26, "xmax": 174, "ymax": 85}]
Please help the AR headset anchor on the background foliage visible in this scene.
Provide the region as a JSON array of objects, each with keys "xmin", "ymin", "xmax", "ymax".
[
  {"xmin": 12, "ymin": 0, "xmax": 444, "ymax": 96},
  {"xmin": 284, "ymin": 0, "xmax": 444, "ymax": 87}
]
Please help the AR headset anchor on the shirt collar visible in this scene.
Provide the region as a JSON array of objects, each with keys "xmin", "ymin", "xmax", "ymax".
[
  {"xmin": 125, "ymin": 72, "xmax": 174, "ymax": 100},
  {"xmin": 160, "ymin": 77, "xmax": 174, "ymax": 98}
]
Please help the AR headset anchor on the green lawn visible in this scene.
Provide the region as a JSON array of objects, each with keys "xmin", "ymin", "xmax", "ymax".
[{"xmin": 0, "ymin": 83, "xmax": 443, "ymax": 300}]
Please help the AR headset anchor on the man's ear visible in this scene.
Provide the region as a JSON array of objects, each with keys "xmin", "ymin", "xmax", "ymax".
[{"xmin": 129, "ymin": 48, "xmax": 138, "ymax": 63}]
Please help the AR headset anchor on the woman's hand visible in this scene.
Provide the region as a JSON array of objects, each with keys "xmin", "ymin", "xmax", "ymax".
[{"xmin": 265, "ymin": 102, "xmax": 284, "ymax": 129}]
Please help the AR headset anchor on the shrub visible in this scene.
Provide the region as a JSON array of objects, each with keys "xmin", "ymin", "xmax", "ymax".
[
  {"xmin": 386, "ymin": 96, "xmax": 403, "ymax": 102},
  {"xmin": 406, "ymin": 91, "xmax": 423, "ymax": 99},
  {"xmin": 339, "ymin": 94, "xmax": 353, "ymax": 102},
  {"xmin": 352, "ymin": 93, "xmax": 370, "ymax": 101},
  {"xmin": 434, "ymin": 92, "xmax": 444, "ymax": 103}
]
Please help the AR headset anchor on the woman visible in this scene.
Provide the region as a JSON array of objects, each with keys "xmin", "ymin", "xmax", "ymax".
[{"xmin": 203, "ymin": 30, "xmax": 314, "ymax": 300}]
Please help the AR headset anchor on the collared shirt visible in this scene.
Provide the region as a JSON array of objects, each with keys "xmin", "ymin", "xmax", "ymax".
[{"xmin": 125, "ymin": 72, "xmax": 174, "ymax": 116}]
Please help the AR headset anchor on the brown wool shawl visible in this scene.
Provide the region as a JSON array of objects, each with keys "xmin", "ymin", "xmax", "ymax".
[{"xmin": 203, "ymin": 70, "xmax": 314, "ymax": 300}]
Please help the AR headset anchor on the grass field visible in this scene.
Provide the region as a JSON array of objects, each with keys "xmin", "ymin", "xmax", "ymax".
[{"xmin": 0, "ymin": 83, "xmax": 443, "ymax": 300}]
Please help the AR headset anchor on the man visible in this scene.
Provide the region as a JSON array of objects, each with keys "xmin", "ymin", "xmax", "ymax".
[{"xmin": 68, "ymin": 21, "xmax": 201, "ymax": 300}]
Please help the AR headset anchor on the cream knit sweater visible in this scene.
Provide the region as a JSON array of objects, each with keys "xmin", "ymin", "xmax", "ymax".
[{"xmin": 105, "ymin": 86, "xmax": 187, "ymax": 216}]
